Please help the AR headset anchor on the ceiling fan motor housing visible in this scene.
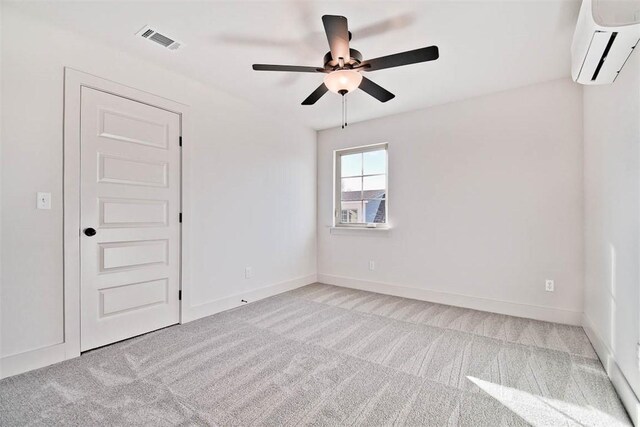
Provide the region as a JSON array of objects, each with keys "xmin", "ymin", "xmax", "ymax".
[{"xmin": 324, "ymin": 48, "xmax": 363, "ymax": 69}]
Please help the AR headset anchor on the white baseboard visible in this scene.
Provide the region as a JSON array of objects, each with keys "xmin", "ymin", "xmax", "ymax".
[
  {"xmin": 317, "ymin": 274, "xmax": 582, "ymax": 325},
  {"xmin": 582, "ymin": 314, "xmax": 640, "ymax": 426},
  {"xmin": 0, "ymin": 343, "xmax": 69, "ymax": 379},
  {"xmin": 182, "ymin": 274, "xmax": 317, "ymax": 323}
]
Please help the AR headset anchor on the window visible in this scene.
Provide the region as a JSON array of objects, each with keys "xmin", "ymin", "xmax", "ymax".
[
  {"xmin": 341, "ymin": 209, "xmax": 358, "ymax": 223},
  {"xmin": 335, "ymin": 143, "xmax": 388, "ymax": 227}
]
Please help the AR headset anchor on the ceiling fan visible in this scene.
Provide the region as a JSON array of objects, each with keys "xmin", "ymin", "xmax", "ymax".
[{"xmin": 252, "ymin": 15, "xmax": 439, "ymax": 116}]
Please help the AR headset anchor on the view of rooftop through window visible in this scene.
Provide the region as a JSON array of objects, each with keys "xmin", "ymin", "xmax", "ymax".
[{"xmin": 339, "ymin": 146, "xmax": 387, "ymax": 224}]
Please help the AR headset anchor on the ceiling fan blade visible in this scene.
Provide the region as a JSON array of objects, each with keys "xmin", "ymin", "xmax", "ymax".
[
  {"xmin": 353, "ymin": 14, "xmax": 415, "ymax": 40},
  {"xmin": 302, "ymin": 83, "xmax": 329, "ymax": 105},
  {"xmin": 360, "ymin": 46, "xmax": 439, "ymax": 72},
  {"xmin": 359, "ymin": 77, "xmax": 395, "ymax": 102},
  {"xmin": 322, "ymin": 15, "xmax": 350, "ymax": 62},
  {"xmin": 253, "ymin": 64, "xmax": 324, "ymax": 73}
]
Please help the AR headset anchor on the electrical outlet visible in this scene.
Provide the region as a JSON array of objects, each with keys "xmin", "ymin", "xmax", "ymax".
[
  {"xmin": 245, "ymin": 267, "xmax": 253, "ymax": 279},
  {"xmin": 369, "ymin": 260, "xmax": 375, "ymax": 271},
  {"xmin": 545, "ymin": 280, "xmax": 555, "ymax": 292},
  {"xmin": 37, "ymin": 192, "xmax": 51, "ymax": 210}
]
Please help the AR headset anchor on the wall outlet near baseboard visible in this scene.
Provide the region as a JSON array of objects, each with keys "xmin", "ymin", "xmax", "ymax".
[
  {"xmin": 545, "ymin": 279, "xmax": 555, "ymax": 292},
  {"xmin": 369, "ymin": 260, "xmax": 375, "ymax": 271},
  {"xmin": 245, "ymin": 267, "xmax": 253, "ymax": 279}
]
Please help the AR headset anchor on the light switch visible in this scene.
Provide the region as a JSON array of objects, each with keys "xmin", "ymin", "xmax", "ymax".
[{"xmin": 37, "ymin": 192, "xmax": 51, "ymax": 210}]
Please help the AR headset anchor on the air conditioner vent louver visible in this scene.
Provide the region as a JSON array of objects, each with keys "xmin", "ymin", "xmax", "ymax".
[
  {"xmin": 149, "ymin": 32, "xmax": 174, "ymax": 47},
  {"xmin": 136, "ymin": 25, "xmax": 184, "ymax": 51}
]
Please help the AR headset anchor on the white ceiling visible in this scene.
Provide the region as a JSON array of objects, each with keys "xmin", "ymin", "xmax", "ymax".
[{"xmin": 10, "ymin": 0, "xmax": 581, "ymax": 130}]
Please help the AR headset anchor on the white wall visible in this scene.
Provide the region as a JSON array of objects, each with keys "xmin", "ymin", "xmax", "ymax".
[
  {"xmin": 0, "ymin": 6, "xmax": 316, "ymax": 372},
  {"xmin": 318, "ymin": 79, "xmax": 584, "ymax": 324},
  {"xmin": 583, "ymin": 51, "xmax": 640, "ymax": 423}
]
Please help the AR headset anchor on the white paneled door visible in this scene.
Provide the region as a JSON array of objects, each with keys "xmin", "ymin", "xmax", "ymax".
[{"xmin": 80, "ymin": 87, "xmax": 181, "ymax": 351}]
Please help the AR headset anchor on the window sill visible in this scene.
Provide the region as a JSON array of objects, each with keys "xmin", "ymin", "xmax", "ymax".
[{"xmin": 329, "ymin": 225, "xmax": 392, "ymax": 235}]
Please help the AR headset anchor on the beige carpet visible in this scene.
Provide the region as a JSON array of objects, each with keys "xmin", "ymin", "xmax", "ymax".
[{"xmin": 0, "ymin": 283, "xmax": 631, "ymax": 426}]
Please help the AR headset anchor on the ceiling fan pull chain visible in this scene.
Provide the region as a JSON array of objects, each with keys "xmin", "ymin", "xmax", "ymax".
[
  {"xmin": 341, "ymin": 94, "xmax": 345, "ymax": 129},
  {"xmin": 345, "ymin": 95, "xmax": 348, "ymax": 127}
]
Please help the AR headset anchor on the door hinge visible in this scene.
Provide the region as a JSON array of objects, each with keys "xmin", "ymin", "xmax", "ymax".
[
  {"xmin": 179, "ymin": 136, "xmax": 182, "ymax": 147},
  {"xmin": 179, "ymin": 213, "xmax": 182, "ymax": 223},
  {"xmin": 178, "ymin": 290, "xmax": 182, "ymax": 301}
]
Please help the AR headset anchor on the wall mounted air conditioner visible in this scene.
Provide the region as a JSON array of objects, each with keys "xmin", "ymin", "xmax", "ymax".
[{"xmin": 572, "ymin": 0, "xmax": 640, "ymax": 84}]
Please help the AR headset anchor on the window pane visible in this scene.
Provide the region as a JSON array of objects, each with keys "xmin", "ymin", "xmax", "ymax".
[
  {"xmin": 341, "ymin": 201, "xmax": 364, "ymax": 223},
  {"xmin": 341, "ymin": 177, "xmax": 362, "ymax": 206},
  {"xmin": 364, "ymin": 199, "xmax": 386, "ymax": 223},
  {"xmin": 363, "ymin": 174, "xmax": 385, "ymax": 191},
  {"xmin": 341, "ymin": 153, "xmax": 362, "ymax": 177},
  {"xmin": 363, "ymin": 149, "xmax": 386, "ymax": 175},
  {"xmin": 341, "ymin": 177, "xmax": 362, "ymax": 193}
]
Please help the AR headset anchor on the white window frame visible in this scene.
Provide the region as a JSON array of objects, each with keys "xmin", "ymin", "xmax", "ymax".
[{"xmin": 334, "ymin": 143, "xmax": 389, "ymax": 228}]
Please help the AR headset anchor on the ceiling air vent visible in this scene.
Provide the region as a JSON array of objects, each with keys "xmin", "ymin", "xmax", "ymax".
[{"xmin": 136, "ymin": 25, "xmax": 183, "ymax": 51}]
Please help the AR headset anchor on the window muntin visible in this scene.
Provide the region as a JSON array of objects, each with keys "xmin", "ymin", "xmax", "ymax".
[{"xmin": 335, "ymin": 144, "xmax": 387, "ymax": 226}]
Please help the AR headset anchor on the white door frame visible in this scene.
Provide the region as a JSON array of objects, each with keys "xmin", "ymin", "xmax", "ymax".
[{"xmin": 63, "ymin": 68, "xmax": 191, "ymax": 357}]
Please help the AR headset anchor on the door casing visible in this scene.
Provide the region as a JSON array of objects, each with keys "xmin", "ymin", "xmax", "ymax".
[{"xmin": 63, "ymin": 68, "xmax": 191, "ymax": 358}]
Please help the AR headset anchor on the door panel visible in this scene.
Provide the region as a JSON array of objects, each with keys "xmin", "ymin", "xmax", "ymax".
[
  {"xmin": 99, "ymin": 279, "xmax": 169, "ymax": 317},
  {"xmin": 99, "ymin": 198, "xmax": 168, "ymax": 228},
  {"xmin": 99, "ymin": 239, "xmax": 168, "ymax": 272},
  {"xmin": 80, "ymin": 87, "xmax": 181, "ymax": 351},
  {"xmin": 98, "ymin": 154, "xmax": 168, "ymax": 187},
  {"xmin": 99, "ymin": 108, "xmax": 170, "ymax": 149}
]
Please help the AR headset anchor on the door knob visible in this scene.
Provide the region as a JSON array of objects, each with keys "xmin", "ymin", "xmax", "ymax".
[{"xmin": 84, "ymin": 227, "xmax": 97, "ymax": 237}]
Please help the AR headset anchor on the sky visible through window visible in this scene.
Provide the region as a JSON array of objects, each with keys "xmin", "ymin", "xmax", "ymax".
[{"xmin": 341, "ymin": 149, "xmax": 386, "ymax": 191}]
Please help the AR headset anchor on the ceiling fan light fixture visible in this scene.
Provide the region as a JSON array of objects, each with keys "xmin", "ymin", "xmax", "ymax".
[{"xmin": 323, "ymin": 70, "xmax": 363, "ymax": 94}]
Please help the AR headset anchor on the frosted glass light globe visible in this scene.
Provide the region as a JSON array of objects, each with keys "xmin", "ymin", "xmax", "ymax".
[{"xmin": 323, "ymin": 70, "xmax": 363, "ymax": 94}]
